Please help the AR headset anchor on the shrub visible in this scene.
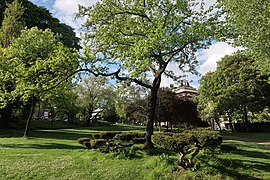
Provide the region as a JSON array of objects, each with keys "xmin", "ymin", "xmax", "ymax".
[
  {"xmin": 78, "ymin": 138, "xmax": 91, "ymax": 145},
  {"xmin": 133, "ymin": 138, "xmax": 145, "ymax": 144},
  {"xmin": 114, "ymin": 132, "xmax": 145, "ymax": 142},
  {"xmin": 152, "ymin": 130, "xmax": 222, "ymax": 171},
  {"xmin": 90, "ymin": 132, "xmax": 122, "ymax": 139},
  {"xmin": 77, "ymin": 138, "xmax": 92, "ymax": 149},
  {"xmin": 91, "ymin": 139, "xmax": 108, "ymax": 149}
]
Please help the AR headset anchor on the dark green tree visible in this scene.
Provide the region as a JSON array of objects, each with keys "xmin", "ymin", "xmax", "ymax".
[
  {"xmin": 197, "ymin": 52, "xmax": 270, "ymax": 132},
  {"xmin": 0, "ymin": 0, "xmax": 80, "ymax": 50}
]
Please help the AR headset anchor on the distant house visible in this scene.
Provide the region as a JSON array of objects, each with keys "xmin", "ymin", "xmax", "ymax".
[
  {"xmin": 172, "ymin": 85, "xmax": 198, "ymax": 99},
  {"xmin": 157, "ymin": 84, "xmax": 203, "ymax": 129}
]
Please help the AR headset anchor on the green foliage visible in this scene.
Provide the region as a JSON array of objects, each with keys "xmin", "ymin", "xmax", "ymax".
[
  {"xmin": 77, "ymin": 138, "xmax": 91, "ymax": 145},
  {"xmin": 78, "ymin": 0, "xmax": 223, "ymax": 80},
  {"xmin": 153, "ymin": 130, "xmax": 222, "ymax": 170},
  {"xmin": 0, "ymin": 0, "xmax": 80, "ymax": 50},
  {"xmin": 6, "ymin": 27, "xmax": 78, "ymax": 103},
  {"xmin": 77, "ymin": 138, "xmax": 91, "ymax": 148},
  {"xmin": 0, "ymin": 0, "xmax": 25, "ymax": 48},
  {"xmin": 91, "ymin": 132, "xmax": 122, "ymax": 139},
  {"xmin": 74, "ymin": 76, "xmax": 117, "ymax": 126},
  {"xmin": 115, "ymin": 85, "xmax": 149, "ymax": 124},
  {"xmin": 197, "ymin": 52, "xmax": 270, "ymax": 129},
  {"xmin": 77, "ymin": 0, "xmax": 224, "ymax": 147},
  {"xmin": 114, "ymin": 132, "xmax": 145, "ymax": 142},
  {"xmin": 91, "ymin": 139, "xmax": 108, "ymax": 149},
  {"xmin": 218, "ymin": 0, "xmax": 270, "ymax": 79}
]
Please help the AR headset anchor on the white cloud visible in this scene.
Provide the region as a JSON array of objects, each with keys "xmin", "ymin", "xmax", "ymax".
[
  {"xmin": 160, "ymin": 62, "xmax": 198, "ymax": 88},
  {"xmin": 198, "ymin": 42, "xmax": 243, "ymax": 75},
  {"xmin": 160, "ymin": 42, "xmax": 243, "ymax": 88},
  {"xmin": 52, "ymin": 0, "xmax": 99, "ymax": 30}
]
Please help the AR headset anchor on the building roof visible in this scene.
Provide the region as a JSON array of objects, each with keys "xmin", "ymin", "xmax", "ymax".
[{"xmin": 173, "ymin": 86, "xmax": 198, "ymax": 95}]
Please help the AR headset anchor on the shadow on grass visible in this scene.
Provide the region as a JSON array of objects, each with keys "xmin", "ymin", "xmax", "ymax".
[
  {"xmin": 210, "ymin": 159, "xmax": 262, "ymax": 180},
  {"xmin": 223, "ymin": 140, "xmax": 270, "ymax": 150},
  {"xmin": 1, "ymin": 142, "xmax": 85, "ymax": 150},
  {"xmin": 198, "ymin": 148, "xmax": 270, "ymax": 180},
  {"xmin": 0, "ymin": 124, "xmax": 145, "ymax": 140},
  {"xmin": 82, "ymin": 125, "xmax": 145, "ymax": 132},
  {"xmin": 0, "ymin": 129, "xmax": 24, "ymax": 138},
  {"xmin": 29, "ymin": 130, "xmax": 91, "ymax": 140},
  {"xmin": 232, "ymin": 149, "xmax": 270, "ymax": 159}
]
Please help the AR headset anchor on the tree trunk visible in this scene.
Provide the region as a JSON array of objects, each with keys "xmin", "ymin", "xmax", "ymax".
[
  {"xmin": 50, "ymin": 107, "xmax": 55, "ymax": 129},
  {"xmin": 144, "ymin": 84, "xmax": 160, "ymax": 149},
  {"xmin": 227, "ymin": 111, "xmax": 234, "ymax": 133},
  {"xmin": 214, "ymin": 118, "xmax": 222, "ymax": 132},
  {"xmin": 243, "ymin": 107, "xmax": 250, "ymax": 133},
  {"xmin": 23, "ymin": 97, "xmax": 36, "ymax": 137}
]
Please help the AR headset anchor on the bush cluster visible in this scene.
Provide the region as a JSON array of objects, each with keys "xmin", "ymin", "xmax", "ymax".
[
  {"xmin": 78, "ymin": 132, "xmax": 146, "ymax": 156},
  {"xmin": 91, "ymin": 132, "xmax": 122, "ymax": 139},
  {"xmin": 77, "ymin": 138, "xmax": 91, "ymax": 148},
  {"xmin": 152, "ymin": 130, "xmax": 222, "ymax": 170},
  {"xmin": 114, "ymin": 132, "xmax": 145, "ymax": 141}
]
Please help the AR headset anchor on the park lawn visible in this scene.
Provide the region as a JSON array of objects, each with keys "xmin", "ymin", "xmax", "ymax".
[
  {"xmin": 223, "ymin": 132, "xmax": 270, "ymax": 141},
  {"xmin": 0, "ymin": 125, "xmax": 269, "ymax": 179}
]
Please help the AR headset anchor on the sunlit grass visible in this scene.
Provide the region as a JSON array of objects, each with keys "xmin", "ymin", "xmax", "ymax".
[{"xmin": 0, "ymin": 125, "xmax": 269, "ymax": 179}]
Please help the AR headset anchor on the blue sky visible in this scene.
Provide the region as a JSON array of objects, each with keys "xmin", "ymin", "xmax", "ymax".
[{"xmin": 28, "ymin": 0, "xmax": 241, "ymax": 88}]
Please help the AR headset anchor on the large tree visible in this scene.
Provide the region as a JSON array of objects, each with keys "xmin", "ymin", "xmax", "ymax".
[
  {"xmin": 196, "ymin": 72, "xmax": 226, "ymax": 130},
  {"xmin": 3, "ymin": 27, "xmax": 78, "ymax": 136},
  {"xmin": 0, "ymin": 0, "xmax": 80, "ymax": 50},
  {"xmin": 218, "ymin": 0, "xmax": 270, "ymax": 79},
  {"xmin": 115, "ymin": 85, "xmax": 149, "ymax": 125},
  {"xmin": 77, "ymin": 0, "xmax": 223, "ymax": 148},
  {"xmin": 0, "ymin": 0, "xmax": 79, "ymax": 130},
  {"xmin": 197, "ymin": 52, "xmax": 270, "ymax": 132},
  {"xmin": 75, "ymin": 76, "xmax": 116, "ymax": 126}
]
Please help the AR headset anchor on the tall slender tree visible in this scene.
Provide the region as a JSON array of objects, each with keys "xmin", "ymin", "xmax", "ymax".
[
  {"xmin": 0, "ymin": 0, "xmax": 25, "ymax": 128},
  {"xmin": 6, "ymin": 27, "xmax": 78, "ymax": 136}
]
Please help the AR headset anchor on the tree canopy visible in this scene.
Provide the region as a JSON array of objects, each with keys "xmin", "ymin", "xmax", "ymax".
[
  {"xmin": 218, "ymin": 0, "xmax": 270, "ymax": 79},
  {"xmin": 197, "ymin": 52, "xmax": 270, "ymax": 132},
  {"xmin": 0, "ymin": 0, "xmax": 80, "ymax": 130},
  {"xmin": 77, "ymin": 0, "xmax": 223, "ymax": 148},
  {"xmin": 0, "ymin": 0, "xmax": 80, "ymax": 50}
]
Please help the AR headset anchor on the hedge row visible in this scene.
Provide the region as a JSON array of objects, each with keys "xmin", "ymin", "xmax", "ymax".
[{"xmin": 78, "ymin": 132, "xmax": 146, "ymax": 149}]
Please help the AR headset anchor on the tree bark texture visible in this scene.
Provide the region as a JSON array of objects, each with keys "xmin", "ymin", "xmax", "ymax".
[{"xmin": 23, "ymin": 97, "xmax": 37, "ymax": 137}]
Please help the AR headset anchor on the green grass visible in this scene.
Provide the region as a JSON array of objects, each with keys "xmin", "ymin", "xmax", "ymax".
[
  {"xmin": 223, "ymin": 132, "xmax": 270, "ymax": 141},
  {"xmin": 0, "ymin": 125, "xmax": 270, "ymax": 179}
]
